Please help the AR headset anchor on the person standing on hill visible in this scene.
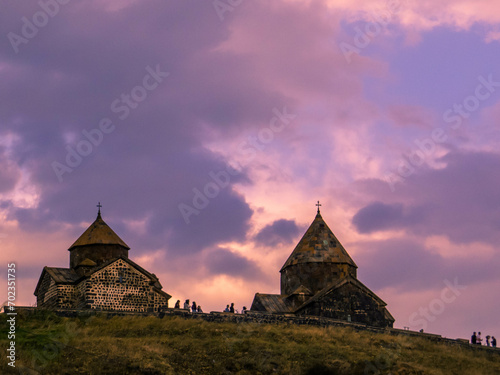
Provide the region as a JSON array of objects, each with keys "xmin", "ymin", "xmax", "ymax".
[
  {"xmin": 230, "ymin": 303, "xmax": 235, "ymax": 313},
  {"xmin": 492, "ymin": 336, "xmax": 497, "ymax": 348},
  {"xmin": 224, "ymin": 305, "xmax": 230, "ymax": 312},
  {"xmin": 174, "ymin": 300, "xmax": 180, "ymax": 309},
  {"xmin": 477, "ymin": 332, "xmax": 483, "ymax": 345},
  {"xmin": 471, "ymin": 332, "xmax": 477, "ymax": 344},
  {"xmin": 191, "ymin": 301, "xmax": 197, "ymax": 313},
  {"xmin": 197, "ymin": 305, "xmax": 203, "ymax": 313},
  {"xmin": 184, "ymin": 299, "xmax": 190, "ymax": 310},
  {"xmin": 486, "ymin": 335, "xmax": 491, "ymax": 347}
]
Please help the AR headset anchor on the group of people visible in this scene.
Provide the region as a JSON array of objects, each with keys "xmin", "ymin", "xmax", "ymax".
[
  {"xmin": 223, "ymin": 303, "xmax": 235, "ymax": 313},
  {"xmin": 223, "ymin": 303, "xmax": 247, "ymax": 314},
  {"xmin": 173, "ymin": 300, "xmax": 249, "ymax": 314},
  {"xmin": 174, "ymin": 299, "xmax": 203, "ymax": 313},
  {"xmin": 471, "ymin": 332, "xmax": 496, "ymax": 347}
]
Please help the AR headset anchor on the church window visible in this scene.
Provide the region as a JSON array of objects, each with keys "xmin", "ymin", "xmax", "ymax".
[{"xmin": 118, "ymin": 268, "xmax": 126, "ymax": 283}]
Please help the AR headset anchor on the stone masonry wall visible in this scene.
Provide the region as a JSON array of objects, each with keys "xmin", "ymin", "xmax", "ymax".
[
  {"xmin": 56, "ymin": 284, "xmax": 77, "ymax": 309},
  {"xmin": 69, "ymin": 244, "xmax": 128, "ymax": 268},
  {"xmin": 281, "ymin": 263, "xmax": 356, "ymax": 295},
  {"xmin": 36, "ymin": 273, "xmax": 58, "ymax": 309},
  {"xmin": 297, "ymin": 282, "xmax": 390, "ymax": 327},
  {"xmin": 74, "ymin": 281, "xmax": 87, "ymax": 309},
  {"xmin": 84, "ymin": 259, "xmax": 167, "ymax": 312}
]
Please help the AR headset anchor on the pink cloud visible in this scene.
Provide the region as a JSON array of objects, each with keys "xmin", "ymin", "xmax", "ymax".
[{"xmin": 387, "ymin": 104, "xmax": 436, "ymax": 129}]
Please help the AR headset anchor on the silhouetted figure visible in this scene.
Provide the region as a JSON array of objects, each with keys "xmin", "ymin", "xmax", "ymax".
[
  {"xmin": 477, "ymin": 332, "xmax": 483, "ymax": 345},
  {"xmin": 471, "ymin": 332, "xmax": 477, "ymax": 345},
  {"xmin": 242, "ymin": 306, "xmax": 247, "ymax": 313},
  {"xmin": 486, "ymin": 335, "xmax": 491, "ymax": 347},
  {"xmin": 174, "ymin": 300, "xmax": 180, "ymax": 309},
  {"xmin": 191, "ymin": 301, "xmax": 197, "ymax": 313},
  {"xmin": 230, "ymin": 303, "xmax": 235, "ymax": 313},
  {"xmin": 492, "ymin": 336, "xmax": 496, "ymax": 348},
  {"xmin": 183, "ymin": 299, "xmax": 190, "ymax": 310},
  {"xmin": 197, "ymin": 305, "xmax": 203, "ymax": 313},
  {"xmin": 224, "ymin": 305, "xmax": 230, "ymax": 312}
]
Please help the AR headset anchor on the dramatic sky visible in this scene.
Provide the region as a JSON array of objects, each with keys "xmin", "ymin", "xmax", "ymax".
[{"xmin": 1, "ymin": 0, "xmax": 500, "ymax": 339}]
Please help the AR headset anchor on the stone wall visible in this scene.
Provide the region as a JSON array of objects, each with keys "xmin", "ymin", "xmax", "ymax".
[
  {"xmin": 280, "ymin": 262, "xmax": 356, "ymax": 295},
  {"xmin": 56, "ymin": 284, "xmax": 78, "ymax": 309},
  {"xmin": 36, "ymin": 260, "xmax": 169, "ymax": 312},
  {"xmin": 296, "ymin": 282, "xmax": 391, "ymax": 327},
  {"xmin": 69, "ymin": 244, "xmax": 128, "ymax": 268},
  {"xmin": 36, "ymin": 273, "xmax": 58, "ymax": 309},
  {"xmin": 84, "ymin": 259, "xmax": 166, "ymax": 312},
  {"xmin": 74, "ymin": 281, "xmax": 87, "ymax": 309}
]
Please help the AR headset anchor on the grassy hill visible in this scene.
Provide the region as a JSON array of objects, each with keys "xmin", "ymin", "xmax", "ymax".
[{"xmin": 1, "ymin": 311, "xmax": 499, "ymax": 374}]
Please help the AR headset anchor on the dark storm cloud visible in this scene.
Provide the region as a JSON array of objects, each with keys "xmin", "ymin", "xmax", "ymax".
[
  {"xmin": 8, "ymin": 145, "xmax": 253, "ymax": 255},
  {"xmin": 204, "ymin": 247, "xmax": 264, "ymax": 280},
  {"xmin": 145, "ymin": 183, "xmax": 253, "ymax": 255},
  {"xmin": 353, "ymin": 151, "xmax": 500, "ymax": 246},
  {"xmin": 254, "ymin": 219, "xmax": 302, "ymax": 247},
  {"xmin": 352, "ymin": 201, "xmax": 426, "ymax": 233}
]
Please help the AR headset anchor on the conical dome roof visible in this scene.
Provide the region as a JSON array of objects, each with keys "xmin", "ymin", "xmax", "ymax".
[
  {"xmin": 280, "ymin": 210, "xmax": 357, "ymax": 271},
  {"xmin": 68, "ymin": 211, "xmax": 130, "ymax": 250}
]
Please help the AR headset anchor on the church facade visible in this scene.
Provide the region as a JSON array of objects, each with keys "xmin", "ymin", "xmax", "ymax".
[
  {"xmin": 251, "ymin": 205, "xmax": 394, "ymax": 328},
  {"xmin": 34, "ymin": 207, "xmax": 171, "ymax": 312}
]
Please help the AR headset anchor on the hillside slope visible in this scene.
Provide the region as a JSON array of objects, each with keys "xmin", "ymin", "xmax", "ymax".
[{"xmin": 1, "ymin": 311, "xmax": 499, "ymax": 374}]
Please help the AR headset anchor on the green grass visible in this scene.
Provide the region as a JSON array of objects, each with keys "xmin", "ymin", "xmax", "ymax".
[{"xmin": 1, "ymin": 311, "xmax": 499, "ymax": 374}]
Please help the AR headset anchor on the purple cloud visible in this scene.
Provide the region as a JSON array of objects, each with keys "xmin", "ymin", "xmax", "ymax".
[
  {"xmin": 355, "ymin": 151, "xmax": 500, "ymax": 245},
  {"xmin": 353, "ymin": 201, "xmax": 426, "ymax": 234},
  {"xmin": 255, "ymin": 219, "xmax": 302, "ymax": 247},
  {"xmin": 204, "ymin": 248, "xmax": 264, "ymax": 280},
  {"xmin": 356, "ymin": 238, "xmax": 500, "ymax": 292},
  {"xmin": 0, "ymin": 148, "xmax": 20, "ymax": 193}
]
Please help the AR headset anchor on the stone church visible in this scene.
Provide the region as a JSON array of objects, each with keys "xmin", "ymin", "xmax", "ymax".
[
  {"xmin": 34, "ymin": 205, "xmax": 171, "ymax": 312},
  {"xmin": 251, "ymin": 204, "xmax": 394, "ymax": 328}
]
